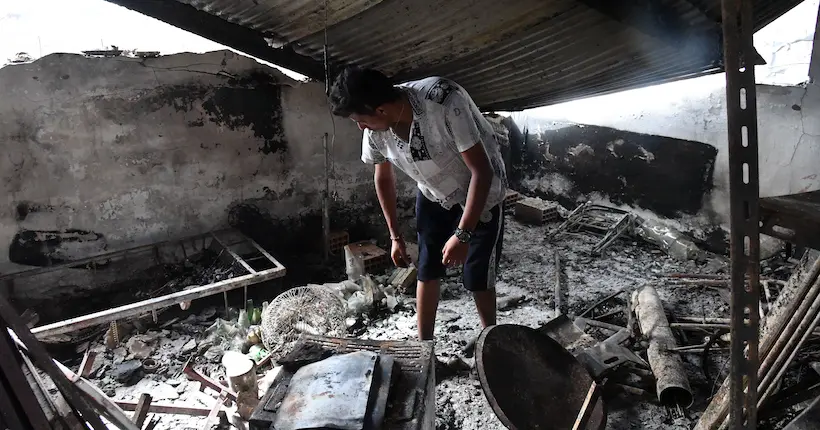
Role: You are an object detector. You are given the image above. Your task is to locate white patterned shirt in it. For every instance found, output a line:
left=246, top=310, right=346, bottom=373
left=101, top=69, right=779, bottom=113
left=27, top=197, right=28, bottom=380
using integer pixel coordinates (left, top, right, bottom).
left=361, top=77, right=508, bottom=220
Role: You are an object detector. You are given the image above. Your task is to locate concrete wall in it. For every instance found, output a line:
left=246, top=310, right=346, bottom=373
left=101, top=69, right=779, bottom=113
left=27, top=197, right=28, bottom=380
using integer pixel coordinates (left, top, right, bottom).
left=0, top=50, right=415, bottom=275
left=511, top=78, right=820, bottom=228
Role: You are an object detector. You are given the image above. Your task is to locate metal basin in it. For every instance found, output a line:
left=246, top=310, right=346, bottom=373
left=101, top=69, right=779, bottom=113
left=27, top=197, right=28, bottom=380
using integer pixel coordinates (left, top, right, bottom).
left=476, top=324, right=606, bottom=430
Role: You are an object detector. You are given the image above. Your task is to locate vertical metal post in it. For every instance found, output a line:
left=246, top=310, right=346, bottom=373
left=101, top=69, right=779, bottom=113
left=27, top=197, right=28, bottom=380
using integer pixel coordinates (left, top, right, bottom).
left=322, top=133, right=331, bottom=261
left=721, top=0, right=761, bottom=428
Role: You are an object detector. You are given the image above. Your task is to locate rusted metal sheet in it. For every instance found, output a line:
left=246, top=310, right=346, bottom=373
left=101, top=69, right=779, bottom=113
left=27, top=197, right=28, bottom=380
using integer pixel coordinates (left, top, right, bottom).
left=108, top=0, right=801, bottom=110
left=273, top=351, right=377, bottom=430
left=475, top=324, right=606, bottom=430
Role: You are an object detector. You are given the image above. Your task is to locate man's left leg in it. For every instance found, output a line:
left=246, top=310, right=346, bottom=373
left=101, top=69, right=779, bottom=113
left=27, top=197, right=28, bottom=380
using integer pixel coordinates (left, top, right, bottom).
left=463, top=203, right=504, bottom=328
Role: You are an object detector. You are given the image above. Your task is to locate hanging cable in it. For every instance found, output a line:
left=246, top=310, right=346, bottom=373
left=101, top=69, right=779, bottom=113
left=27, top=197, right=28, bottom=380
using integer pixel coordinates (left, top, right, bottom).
left=323, top=0, right=339, bottom=201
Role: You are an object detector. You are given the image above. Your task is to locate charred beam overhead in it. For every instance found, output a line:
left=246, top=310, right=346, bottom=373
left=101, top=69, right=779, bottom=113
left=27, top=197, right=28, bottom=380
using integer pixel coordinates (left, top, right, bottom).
left=105, top=0, right=327, bottom=81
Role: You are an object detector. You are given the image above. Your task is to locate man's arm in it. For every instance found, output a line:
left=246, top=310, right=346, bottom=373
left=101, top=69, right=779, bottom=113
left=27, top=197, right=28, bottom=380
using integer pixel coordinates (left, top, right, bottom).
left=374, top=162, right=402, bottom=239
left=458, top=145, right=493, bottom=231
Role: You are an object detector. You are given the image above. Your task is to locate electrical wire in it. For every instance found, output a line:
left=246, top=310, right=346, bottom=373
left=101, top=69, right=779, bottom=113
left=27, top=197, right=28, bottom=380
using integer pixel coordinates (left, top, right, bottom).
left=323, top=0, right=339, bottom=200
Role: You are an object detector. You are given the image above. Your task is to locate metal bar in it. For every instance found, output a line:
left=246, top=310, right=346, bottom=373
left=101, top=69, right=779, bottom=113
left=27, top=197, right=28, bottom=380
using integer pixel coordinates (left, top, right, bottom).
left=202, top=392, right=227, bottom=430
left=671, top=323, right=732, bottom=331
left=30, top=264, right=286, bottom=338
left=132, top=394, right=152, bottom=427
left=722, top=0, right=762, bottom=427
left=572, top=381, right=602, bottom=430
left=182, top=363, right=237, bottom=401
left=0, top=295, right=108, bottom=430
left=245, top=237, right=287, bottom=271
left=210, top=233, right=256, bottom=274
left=115, top=401, right=220, bottom=417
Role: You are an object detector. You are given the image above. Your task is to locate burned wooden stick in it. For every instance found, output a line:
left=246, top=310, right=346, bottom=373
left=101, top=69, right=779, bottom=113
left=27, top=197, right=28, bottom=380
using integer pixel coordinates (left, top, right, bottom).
left=632, top=285, right=693, bottom=408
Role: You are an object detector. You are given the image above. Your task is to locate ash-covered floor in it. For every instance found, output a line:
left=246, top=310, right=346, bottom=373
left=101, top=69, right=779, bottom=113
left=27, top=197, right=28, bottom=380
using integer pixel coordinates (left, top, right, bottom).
left=48, top=213, right=798, bottom=429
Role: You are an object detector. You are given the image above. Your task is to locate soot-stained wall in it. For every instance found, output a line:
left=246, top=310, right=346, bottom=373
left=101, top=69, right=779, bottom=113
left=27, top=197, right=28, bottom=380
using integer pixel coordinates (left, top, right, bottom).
left=512, top=124, right=718, bottom=218
left=0, top=51, right=416, bottom=280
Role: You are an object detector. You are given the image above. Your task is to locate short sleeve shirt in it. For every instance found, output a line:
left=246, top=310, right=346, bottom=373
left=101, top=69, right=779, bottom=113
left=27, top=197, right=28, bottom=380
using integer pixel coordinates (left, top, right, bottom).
left=361, top=77, right=508, bottom=219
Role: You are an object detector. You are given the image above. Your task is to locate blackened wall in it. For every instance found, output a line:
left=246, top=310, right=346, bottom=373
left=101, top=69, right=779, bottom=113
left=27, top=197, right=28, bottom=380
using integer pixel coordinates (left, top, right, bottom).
left=0, top=51, right=417, bottom=291
left=511, top=123, right=718, bottom=218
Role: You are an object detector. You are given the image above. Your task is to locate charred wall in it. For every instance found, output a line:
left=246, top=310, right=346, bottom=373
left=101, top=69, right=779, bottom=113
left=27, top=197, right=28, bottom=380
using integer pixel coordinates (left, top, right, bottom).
left=511, top=123, right=718, bottom=219
left=0, top=51, right=416, bottom=301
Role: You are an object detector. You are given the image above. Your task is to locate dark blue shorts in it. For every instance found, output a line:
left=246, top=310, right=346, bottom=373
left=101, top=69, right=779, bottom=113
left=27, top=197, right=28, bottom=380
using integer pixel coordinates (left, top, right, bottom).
left=415, top=191, right=504, bottom=292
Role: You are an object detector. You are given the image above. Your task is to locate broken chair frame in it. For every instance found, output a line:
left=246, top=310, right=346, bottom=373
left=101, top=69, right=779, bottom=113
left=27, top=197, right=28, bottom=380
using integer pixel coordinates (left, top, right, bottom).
left=1, top=229, right=286, bottom=339
left=548, top=202, right=638, bottom=255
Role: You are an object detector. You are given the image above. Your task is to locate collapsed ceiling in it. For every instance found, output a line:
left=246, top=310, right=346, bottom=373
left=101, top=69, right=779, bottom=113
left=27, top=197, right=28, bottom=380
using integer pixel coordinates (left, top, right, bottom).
left=107, top=0, right=802, bottom=111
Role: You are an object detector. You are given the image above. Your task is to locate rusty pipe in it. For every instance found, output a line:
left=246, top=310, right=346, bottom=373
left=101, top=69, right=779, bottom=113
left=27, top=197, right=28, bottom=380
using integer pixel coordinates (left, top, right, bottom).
left=756, top=266, right=820, bottom=406
left=695, top=254, right=820, bottom=430
left=632, top=285, right=693, bottom=408
left=759, top=273, right=820, bottom=405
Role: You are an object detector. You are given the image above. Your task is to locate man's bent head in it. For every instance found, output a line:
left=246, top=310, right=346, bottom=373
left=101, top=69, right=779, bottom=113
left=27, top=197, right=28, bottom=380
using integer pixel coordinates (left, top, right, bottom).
left=329, top=67, right=404, bottom=131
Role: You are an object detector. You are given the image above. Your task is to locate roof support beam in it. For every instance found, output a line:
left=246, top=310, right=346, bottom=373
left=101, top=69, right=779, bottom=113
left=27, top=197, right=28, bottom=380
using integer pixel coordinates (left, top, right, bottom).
left=106, top=0, right=326, bottom=81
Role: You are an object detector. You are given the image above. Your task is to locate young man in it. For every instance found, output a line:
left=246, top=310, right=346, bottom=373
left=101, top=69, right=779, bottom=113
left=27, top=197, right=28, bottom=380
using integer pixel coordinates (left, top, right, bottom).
left=329, top=67, right=507, bottom=341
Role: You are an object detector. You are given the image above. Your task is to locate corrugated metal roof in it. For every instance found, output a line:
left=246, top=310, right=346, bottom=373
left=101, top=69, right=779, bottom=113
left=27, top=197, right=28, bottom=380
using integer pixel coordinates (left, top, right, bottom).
left=112, top=0, right=804, bottom=111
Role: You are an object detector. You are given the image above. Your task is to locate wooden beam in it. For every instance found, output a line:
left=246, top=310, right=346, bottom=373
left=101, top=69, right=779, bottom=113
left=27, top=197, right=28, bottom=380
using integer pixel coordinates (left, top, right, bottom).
left=132, top=394, right=152, bottom=427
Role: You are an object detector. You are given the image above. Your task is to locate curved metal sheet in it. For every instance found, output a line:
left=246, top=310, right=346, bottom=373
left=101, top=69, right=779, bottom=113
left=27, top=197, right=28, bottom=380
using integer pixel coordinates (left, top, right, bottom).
left=475, top=324, right=606, bottom=430
left=120, top=0, right=803, bottom=110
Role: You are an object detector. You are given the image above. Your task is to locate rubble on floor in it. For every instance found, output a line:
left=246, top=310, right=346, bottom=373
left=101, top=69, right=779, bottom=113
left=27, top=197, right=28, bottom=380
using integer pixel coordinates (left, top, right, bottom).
left=27, top=198, right=812, bottom=430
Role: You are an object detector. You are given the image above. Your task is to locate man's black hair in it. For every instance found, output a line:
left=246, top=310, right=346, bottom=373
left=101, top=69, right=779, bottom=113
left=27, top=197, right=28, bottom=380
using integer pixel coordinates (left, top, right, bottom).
left=329, top=66, right=403, bottom=117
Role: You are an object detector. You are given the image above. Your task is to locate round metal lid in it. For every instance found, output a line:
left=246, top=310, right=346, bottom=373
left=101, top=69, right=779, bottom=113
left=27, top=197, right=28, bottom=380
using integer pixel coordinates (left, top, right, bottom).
left=476, top=324, right=606, bottom=430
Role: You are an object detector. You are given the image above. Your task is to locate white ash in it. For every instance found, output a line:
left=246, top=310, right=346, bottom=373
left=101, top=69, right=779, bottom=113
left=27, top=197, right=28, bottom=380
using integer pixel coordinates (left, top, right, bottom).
left=60, top=213, right=775, bottom=430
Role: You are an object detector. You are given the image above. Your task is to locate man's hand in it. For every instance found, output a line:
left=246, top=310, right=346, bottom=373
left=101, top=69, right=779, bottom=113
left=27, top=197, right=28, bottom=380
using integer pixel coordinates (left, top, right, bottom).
left=391, top=238, right=410, bottom=268
left=442, top=235, right=468, bottom=267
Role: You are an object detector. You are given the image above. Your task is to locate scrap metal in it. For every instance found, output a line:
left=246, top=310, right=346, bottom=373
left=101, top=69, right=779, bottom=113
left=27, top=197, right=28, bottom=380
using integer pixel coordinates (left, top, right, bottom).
left=183, top=361, right=238, bottom=401
left=722, top=0, right=764, bottom=427
left=29, top=231, right=286, bottom=339
left=116, top=401, right=226, bottom=417
left=548, top=202, right=637, bottom=255
left=0, top=294, right=109, bottom=430
left=697, top=256, right=820, bottom=429
left=633, top=286, right=693, bottom=408
left=476, top=324, right=606, bottom=430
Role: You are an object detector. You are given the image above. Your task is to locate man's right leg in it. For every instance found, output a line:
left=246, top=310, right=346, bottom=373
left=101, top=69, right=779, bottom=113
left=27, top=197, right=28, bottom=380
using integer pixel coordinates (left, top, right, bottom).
left=415, top=191, right=459, bottom=341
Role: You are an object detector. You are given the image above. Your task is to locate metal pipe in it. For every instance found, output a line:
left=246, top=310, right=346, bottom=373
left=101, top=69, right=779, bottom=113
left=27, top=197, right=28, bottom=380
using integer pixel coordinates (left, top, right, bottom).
left=632, top=286, right=693, bottom=408
left=756, top=270, right=820, bottom=404
left=696, top=255, right=820, bottom=430
left=759, top=274, right=820, bottom=404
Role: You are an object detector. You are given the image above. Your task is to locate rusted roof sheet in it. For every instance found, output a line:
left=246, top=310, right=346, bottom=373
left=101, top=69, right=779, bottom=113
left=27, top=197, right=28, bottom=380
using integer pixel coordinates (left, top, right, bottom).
left=111, top=0, right=803, bottom=111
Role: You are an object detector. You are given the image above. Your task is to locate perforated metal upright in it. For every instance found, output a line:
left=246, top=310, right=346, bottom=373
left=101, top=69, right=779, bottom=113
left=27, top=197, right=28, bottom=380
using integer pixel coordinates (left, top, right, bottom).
left=721, top=0, right=762, bottom=427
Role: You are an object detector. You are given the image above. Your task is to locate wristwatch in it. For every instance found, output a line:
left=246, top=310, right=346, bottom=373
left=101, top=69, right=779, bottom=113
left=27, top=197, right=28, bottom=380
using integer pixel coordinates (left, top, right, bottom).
left=454, top=227, right=473, bottom=243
